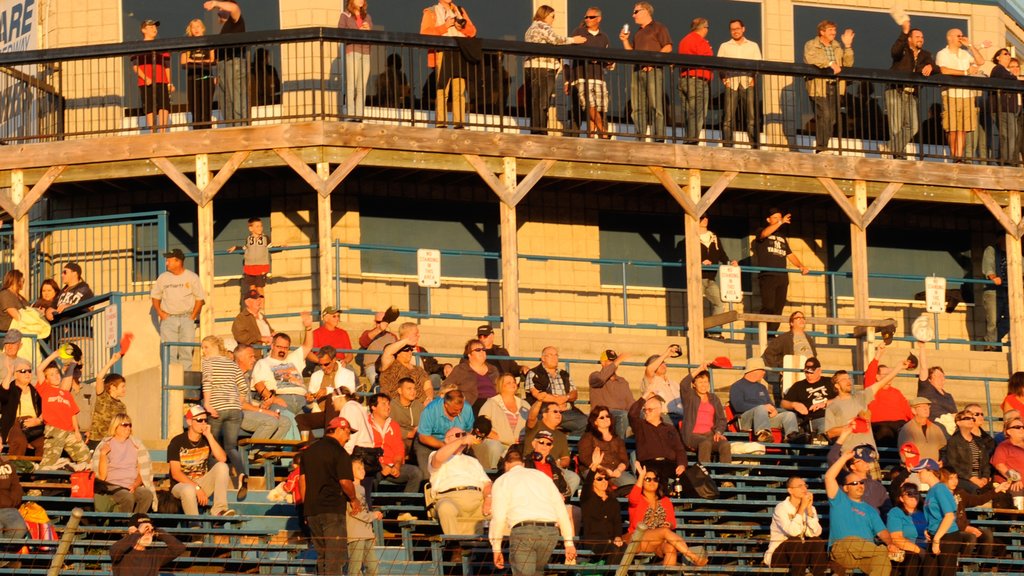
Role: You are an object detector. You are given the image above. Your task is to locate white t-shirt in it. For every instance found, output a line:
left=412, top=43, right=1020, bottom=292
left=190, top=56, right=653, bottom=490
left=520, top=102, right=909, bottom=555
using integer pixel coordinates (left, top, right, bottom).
left=252, top=347, right=307, bottom=397
left=935, top=47, right=981, bottom=99
left=308, top=363, right=357, bottom=396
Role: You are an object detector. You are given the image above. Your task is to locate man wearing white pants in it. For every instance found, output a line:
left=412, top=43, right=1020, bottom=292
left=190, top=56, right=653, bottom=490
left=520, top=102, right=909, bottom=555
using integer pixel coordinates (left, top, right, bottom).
left=168, top=406, right=234, bottom=519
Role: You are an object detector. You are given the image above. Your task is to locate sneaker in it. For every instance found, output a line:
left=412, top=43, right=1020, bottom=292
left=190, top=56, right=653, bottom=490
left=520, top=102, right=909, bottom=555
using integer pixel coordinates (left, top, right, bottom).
left=215, top=508, right=237, bottom=517
left=70, top=461, right=91, bottom=472
left=396, top=512, right=416, bottom=522
left=755, top=429, right=773, bottom=443
left=236, top=475, right=248, bottom=501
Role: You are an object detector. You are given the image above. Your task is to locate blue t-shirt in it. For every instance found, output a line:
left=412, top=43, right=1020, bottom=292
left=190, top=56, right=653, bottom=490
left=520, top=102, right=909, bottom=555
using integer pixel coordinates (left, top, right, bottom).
left=924, top=483, right=959, bottom=535
left=828, top=489, right=886, bottom=548
left=417, top=396, right=475, bottom=442
left=886, top=507, right=927, bottom=546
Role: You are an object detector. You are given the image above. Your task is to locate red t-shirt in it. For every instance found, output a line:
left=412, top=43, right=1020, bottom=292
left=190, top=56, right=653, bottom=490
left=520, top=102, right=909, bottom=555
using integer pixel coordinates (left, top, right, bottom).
left=865, top=359, right=913, bottom=422
left=313, top=326, right=353, bottom=361
left=37, top=384, right=79, bottom=431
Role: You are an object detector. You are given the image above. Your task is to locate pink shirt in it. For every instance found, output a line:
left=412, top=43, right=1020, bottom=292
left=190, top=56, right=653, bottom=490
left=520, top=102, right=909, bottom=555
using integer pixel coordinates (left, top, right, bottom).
left=692, top=401, right=715, bottom=434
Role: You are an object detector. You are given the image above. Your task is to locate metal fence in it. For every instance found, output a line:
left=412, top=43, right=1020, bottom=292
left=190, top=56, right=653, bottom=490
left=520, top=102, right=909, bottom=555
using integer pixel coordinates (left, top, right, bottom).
left=1, top=28, right=1023, bottom=163
left=44, top=293, right=122, bottom=384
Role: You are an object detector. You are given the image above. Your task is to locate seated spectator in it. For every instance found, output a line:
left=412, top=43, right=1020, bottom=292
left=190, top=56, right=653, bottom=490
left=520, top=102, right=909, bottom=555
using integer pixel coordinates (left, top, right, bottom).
left=308, top=345, right=357, bottom=399
left=628, top=392, right=687, bottom=494
left=200, top=335, right=248, bottom=500
left=442, top=339, right=498, bottom=414
left=366, top=392, right=422, bottom=494
left=476, top=373, right=528, bottom=469
left=885, top=483, right=929, bottom=575
left=915, top=459, right=969, bottom=576
left=946, top=465, right=1008, bottom=560
left=588, top=349, right=633, bottom=439
left=680, top=365, right=731, bottom=464
left=89, top=354, right=129, bottom=449
left=428, top=426, right=492, bottom=536
left=525, top=346, right=586, bottom=435
left=0, top=356, right=43, bottom=456
left=304, top=306, right=353, bottom=374
left=729, top=357, right=798, bottom=443
left=825, top=365, right=899, bottom=453
left=945, top=408, right=994, bottom=495
left=781, top=357, right=834, bottom=438
left=415, top=390, right=474, bottom=479
left=168, top=405, right=235, bottom=518
left=824, top=450, right=899, bottom=576
left=476, top=325, right=524, bottom=376
left=390, top=377, right=424, bottom=455
left=234, top=344, right=294, bottom=441
left=641, top=346, right=684, bottom=428
left=765, top=476, right=827, bottom=576
left=357, top=309, right=397, bottom=384
left=990, top=415, right=1024, bottom=493
left=1002, top=371, right=1024, bottom=414
left=995, top=409, right=1020, bottom=444
left=524, top=430, right=571, bottom=500
left=31, top=278, right=59, bottom=322
left=898, top=397, right=947, bottom=463
left=915, top=341, right=957, bottom=424
left=110, top=513, right=185, bottom=576
left=865, top=344, right=914, bottom=448
left=251, top=313, right=315, bottom=416
left=626, top=463, right=708, bottom=567
left=580, top=470, right=625, bottom=565
left=578, top=405, right=635, bottom=488
left=230, top=290, right=273, bottom=351
left=524, top=400, right=580, bottom=495
left=379, top=337, right=433, bottom=405
left=0, top=434, right=27, bottom=555
left=36, top=358, right=91, bottom=471
left=845, top=443, right=892, bottom=515
left=93, top=413, right=155, bottom=514
left=888, top=442, right=924, bottom=504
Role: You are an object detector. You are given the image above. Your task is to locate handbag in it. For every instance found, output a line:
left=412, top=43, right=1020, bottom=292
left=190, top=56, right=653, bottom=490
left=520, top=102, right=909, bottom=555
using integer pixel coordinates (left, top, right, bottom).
left=681, top=463, right=719, bottom=500
left=70, top=471, right=94, bottom=499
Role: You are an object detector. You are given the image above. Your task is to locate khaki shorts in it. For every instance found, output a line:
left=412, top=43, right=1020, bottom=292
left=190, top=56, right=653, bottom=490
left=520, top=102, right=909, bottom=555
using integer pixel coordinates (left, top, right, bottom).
left=942, top=95, right=977, bottom=132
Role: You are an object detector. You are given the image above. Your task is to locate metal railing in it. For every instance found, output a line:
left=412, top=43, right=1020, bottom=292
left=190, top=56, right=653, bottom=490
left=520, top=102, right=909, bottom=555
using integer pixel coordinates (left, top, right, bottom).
left=1, top=27, right=1023, bottom=163
left=45, top=292, right=123, bottom=383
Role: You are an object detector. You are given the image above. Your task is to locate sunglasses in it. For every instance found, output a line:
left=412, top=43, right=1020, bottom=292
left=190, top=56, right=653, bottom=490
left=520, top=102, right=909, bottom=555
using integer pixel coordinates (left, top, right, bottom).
left=643, top=476, right=658, bottom=482
left=594, top=476, right=608, bottom=481
left=120, top=422, right=133, bottom=428
left=193, top=418, right=208, bottom=423
left=320, top=361, right=333, bottom=367
left=1009, top=425, right=1024, bottom=430
left=903, top=493, right=920, bottom=499
left=535, top=440, right=553, bottom=446
left=470, top=348, right=485, bottom=353
left=15, top=369, right=31, bottom=374
left=845, top=480, right=866, bottom=487
left=632, top=9, right=644, bottom=14
left=584, top=15, right=599, bottom=19
left=453, top=431, right=467, bottom=438
left=596, top=414, right=610, bottom=420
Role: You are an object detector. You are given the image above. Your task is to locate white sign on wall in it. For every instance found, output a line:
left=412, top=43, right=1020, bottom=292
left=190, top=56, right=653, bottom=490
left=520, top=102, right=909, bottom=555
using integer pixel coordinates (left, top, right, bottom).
left=417, top=249, right=441, bottom=288
left=105, top=303, right=119, bottom=349
left=719, top=264, right=743, bottom=303
left=925, top=276, right=946, bottom=314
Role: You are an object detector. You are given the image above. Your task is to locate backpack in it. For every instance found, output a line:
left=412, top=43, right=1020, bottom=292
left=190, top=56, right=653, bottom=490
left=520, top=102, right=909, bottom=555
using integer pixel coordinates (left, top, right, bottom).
left=19, top=502, right=57, bottom=553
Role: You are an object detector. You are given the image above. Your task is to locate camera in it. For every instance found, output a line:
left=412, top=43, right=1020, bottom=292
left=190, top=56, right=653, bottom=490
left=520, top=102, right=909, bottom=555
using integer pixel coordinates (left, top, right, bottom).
left=455, top=16, right=467, bottom=27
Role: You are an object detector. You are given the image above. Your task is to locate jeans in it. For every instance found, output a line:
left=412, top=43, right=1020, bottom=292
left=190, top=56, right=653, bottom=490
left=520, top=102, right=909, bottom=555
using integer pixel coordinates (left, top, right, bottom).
left=241, top=408, right=293, bottom=440
left=738, top=405, right=797, bottom=436
left=527, top=67, right=557, bottom=134
left=160, top=314, right=196, bottom=368
left=210, top=409, right=247, bottom=476
left=702, top=278, right=725, bottom=316
left=559, top=408, right=588, bottom=436
left=630, top=66, right=665, bottom=140
left=758, top=273, right=789, bottom=333
left=219, top=56, right=250, bottom=125
left=509, top=524, right=559, bottom=575
left=812, top=83, right=838, bottom=151
left=983, top=288, right=1009, bottom=344
left=996, top=111, right=1020, bottom=165
left=107, top=485, right=155, bottom=514
left=885, top=88, right=919, bottom=158
left=345, top=51, right=371, bottom=118
left=0, top=507, right=27, bottom=539
left=679, top=76, right=709, bottom=143
left=277, top=394, right=308, bottom=416
left=722, top=85, right=758, bottom=147
left=609, top=409, right=630, bottom=439
left=171, top=461, right=230, bottom=515
left=376, top=463, right=423, bottom=494
left=307, top=512, right=348, bottom=576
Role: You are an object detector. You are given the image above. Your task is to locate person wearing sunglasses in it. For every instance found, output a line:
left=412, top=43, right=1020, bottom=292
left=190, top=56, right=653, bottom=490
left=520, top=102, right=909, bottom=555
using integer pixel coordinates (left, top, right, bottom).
left=231, top=290, right=274, bottom=352
left=428, top=426, right=491, bottom=537
left=93, top=413, right=155, bottom=514
left=0, top=355, right=43, bottom=457
left=884, top=483, right=929, bottom=575
left=914, top=459, right=969, bottom=576
left=525, top=430, right=571, bottom=500
left=945, top=408, right=995, bottom=495
left=824, top=449, right=899, bottom=576
left=988, top=48, right=1020, bottom=166
left=443, top=339, right=499, bottom=414
left=628, top=391, right=687, bottom=491
left=625, top=462, right=707, bottom=567
left=580, top=467, right=625, bottom=564
left=991, top=416, right=1024, bottom=494
left=167, top=405, right=235, bottom=519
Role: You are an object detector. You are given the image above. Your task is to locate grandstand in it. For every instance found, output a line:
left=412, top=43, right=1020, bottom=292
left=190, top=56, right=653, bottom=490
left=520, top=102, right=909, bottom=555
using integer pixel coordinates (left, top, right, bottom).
left=1, top=0, right=1024, bottom=573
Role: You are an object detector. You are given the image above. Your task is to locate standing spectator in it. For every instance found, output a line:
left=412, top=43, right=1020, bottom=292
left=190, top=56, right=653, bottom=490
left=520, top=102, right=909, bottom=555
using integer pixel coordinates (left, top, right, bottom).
left=763, top=311, right=818, bottom=404
left=248, top=48, right=281, bottom=107
left=415, top=390, right=474, bottom=479
left=885, top=483, right=929, bottom=576
left=151, top=249, right=205, bottom=370
left=130, top=19, right=174, bottom=133
left=717, top=19, right=762, bottom=147
left=489, top=448, right=576, bottom=573
left=754, top=211, right=809, bottom=334
left=803, top=20, right=855, bottom=153
left=677, top=17, right=712, bottom=144
left=523, top=401, right=580, bottom=495
left=982, top=240, right=1009, bottom=351
left=476, top=373, right=529, bottom=469
left=0, top=355, right=43, bottom=457
left=338, top=0, right=373, bottom=120
left=915, top=341, right=957, bottom=421
left=825, top=367, right=898, bottom=453
left=782, top=357, right=834, bottom=437
left=31, top=279, right=60, bottom=322
left=167, top=406, right=234, bottom=518
left=679, top=367, right=731, bottom=464
left=93, top=413, right=156, bottom=514
left=305, top=307, right=353, bottom=368
left=935, top=28, right=984, bottom=161
left=181, top=19, right=215, bottom=129
left=626, top=463, right=707, bottom=567
left=428, top=426, right=492, bottom=536
left=915, top=459, right=969, bottom=576
left=578, top=405, right=635, bottom=488
left=200, top=335, right=248, bottom=500
left=729, top=357, right=798, bottom=443
left=580, top=469, right=625, bottom=564
left=618, top=2, right=672, bottom=141
left=443, top=339, right=498, bottom=413
left=204, top=0, right=248, bottom=126
left=230, top=290, right=272, bottom=351
left=226, top=217, right=272, bottom=296
left=366, top=392, right=422, bottom=494
left=36, top=359, right=91, bottom=471
left=251, top=313, right=315, bottom=416
left=476, top=325, right=523, bottom=376
left=524, top=5, right=586, bottom=135
left=0, top=434, right=26, bottom=559
left=627, top=392, right=687, bottom=490
left=390, top=377, right=424, bottom=454
left=641, top=345, right=684, bottom=427
left=698, top=216, right=736, bottom=327
left=765, top=476, right=827, bottom=576
left=886, top=18, right=933, bottom=159
left=525, top=346, right=586, bottom=435
left=0, top=270, right=27, bottom=333
left=420, top=0, right=477, bottom=129
left=301, top=416, right=360, bottom=576
left=824, top=450, right=899, bottom=576
left=588, top=349, right=633, bottom=439
left=375, top=53, right=411, bottom=108
left=568, top=8, right=612, bottom=139
left=946, top=408, right=995, bottom=495
left=865, top=344, right=914, bottom=448
left=897, top=397, right=947, bottom=463
left=347, top=459, right=382, bottom=576
left=54, top=262, right=94, bottom=321
left=110, top=513, right=185, bottom=576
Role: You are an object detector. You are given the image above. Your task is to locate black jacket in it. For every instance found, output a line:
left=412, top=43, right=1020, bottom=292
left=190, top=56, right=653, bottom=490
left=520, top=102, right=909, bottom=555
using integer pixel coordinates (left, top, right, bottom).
left=945, top=430, right=995, bottom=483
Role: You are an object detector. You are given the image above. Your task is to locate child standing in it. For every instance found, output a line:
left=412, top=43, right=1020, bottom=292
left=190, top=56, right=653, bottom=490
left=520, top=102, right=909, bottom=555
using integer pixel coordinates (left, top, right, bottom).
left=347, top=459, right=381, bottom=576
left=228, top=217, right=271, bottom=296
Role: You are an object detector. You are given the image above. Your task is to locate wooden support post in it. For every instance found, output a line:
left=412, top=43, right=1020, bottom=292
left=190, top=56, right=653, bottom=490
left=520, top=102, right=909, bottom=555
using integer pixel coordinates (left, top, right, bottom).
left=500, top=157, right=521, bottom=356
left=196, top=154, right=214, bottom=339
left=851, top=180, right=870, bottom=371
left=684, top=169, right=705, bottom=364
left=1008, top=191, right=1024, bottom=371
left=9, top=170, right=28, bottom=278
left=316, top=162, right=335, bottom=310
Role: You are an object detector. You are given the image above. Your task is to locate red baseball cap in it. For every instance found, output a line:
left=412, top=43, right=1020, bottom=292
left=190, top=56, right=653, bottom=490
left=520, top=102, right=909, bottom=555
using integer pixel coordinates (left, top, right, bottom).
left=327, top=417, right=357, bottom=434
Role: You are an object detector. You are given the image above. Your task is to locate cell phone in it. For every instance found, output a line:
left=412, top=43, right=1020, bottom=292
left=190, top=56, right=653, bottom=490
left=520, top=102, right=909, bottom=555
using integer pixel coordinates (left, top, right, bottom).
left=622, top=24, right=629, bottom=35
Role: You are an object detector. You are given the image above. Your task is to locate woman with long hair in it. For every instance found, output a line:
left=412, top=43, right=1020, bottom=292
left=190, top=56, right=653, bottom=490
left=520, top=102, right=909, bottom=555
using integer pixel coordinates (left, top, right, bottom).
left=0, top=270, right=27, bottom=333
left=580, top=469, right=625, bottom=564
left=626, top=463, right=708, bottom=567
left=338, top=0, right=373, bottom=119
left=181, top=19, right=216, bottom=129
left=885, top=483, right=929, bottom=576
left=92, top=413, right=156, bottom=514
left=1002, top=371, right=1024, bottom=414
left=578, top=404, right=635, bottom=488
left=31, top=279, right=60, bottom=322
left=200, top=335, right=248, bottom=500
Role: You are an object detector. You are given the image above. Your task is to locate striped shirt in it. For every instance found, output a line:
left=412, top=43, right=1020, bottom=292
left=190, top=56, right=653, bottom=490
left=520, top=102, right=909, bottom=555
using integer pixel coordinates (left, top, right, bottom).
left=202, top=356, right=245, bottom=412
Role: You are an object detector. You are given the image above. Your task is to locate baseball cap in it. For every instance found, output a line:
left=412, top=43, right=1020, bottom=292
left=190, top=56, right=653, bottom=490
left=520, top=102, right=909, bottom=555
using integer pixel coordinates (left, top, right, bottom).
left=909, top=397, right=932, bottom=407
left=164, top=248, right=185, bottom=261
left=321, top=306, right=339, bottom=316
left=710, top=356, right=733, bottom=369
left=476, top=325, right=494, bottom=337
left=130, top=512, right=152, bottom=528
left=851, top=444, right=877, bottom=463
left=600, top=349, right=617, bottom=363
left=2, top=329, right=22, bottom=345
left=804, top=357, right=821, bottom=372
left=140, top=19, right=160, bottom=28
left=901, top=442, right=922, bottom=467
left=326, top=417, right=357, bottom=433
left=64, top=262, right=83, bottom=276
left=905, top=353, right=919, bottom=370
left=186, top=405, right=208, bottom=420
left=534, top=430, right=554, bottom=441
left=910, top=458, right=940, bottom=472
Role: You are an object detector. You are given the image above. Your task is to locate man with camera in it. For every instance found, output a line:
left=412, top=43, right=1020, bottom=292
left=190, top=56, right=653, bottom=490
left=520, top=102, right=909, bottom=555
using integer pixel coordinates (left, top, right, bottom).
left=110, top=513, right=185, bottom=576
left=428, top=426, right=492, bottom=536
